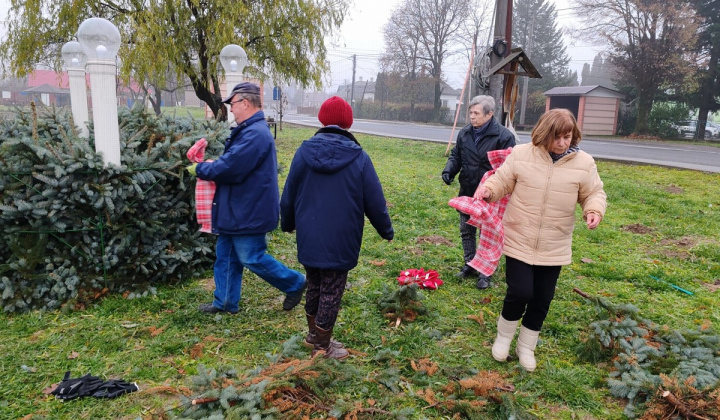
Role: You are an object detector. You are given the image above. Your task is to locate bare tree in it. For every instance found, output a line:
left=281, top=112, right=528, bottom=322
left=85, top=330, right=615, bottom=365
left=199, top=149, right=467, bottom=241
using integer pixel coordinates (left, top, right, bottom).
left=573, top=0, right=700, bottom=134
left=381, top=0, right=470, bottom=120
left=381, top=11, right=424, bottom=115
left=460, top=0, right=493, bottom=119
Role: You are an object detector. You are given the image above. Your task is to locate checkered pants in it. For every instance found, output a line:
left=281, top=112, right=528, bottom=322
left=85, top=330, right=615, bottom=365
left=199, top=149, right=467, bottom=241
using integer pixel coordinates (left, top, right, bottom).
left=459, top=212, right=479, bottom=263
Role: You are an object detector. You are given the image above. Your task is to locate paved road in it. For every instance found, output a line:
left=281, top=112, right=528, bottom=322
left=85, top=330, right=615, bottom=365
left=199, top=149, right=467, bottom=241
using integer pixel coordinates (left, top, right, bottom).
left=282, top=113, right=720, bottom=174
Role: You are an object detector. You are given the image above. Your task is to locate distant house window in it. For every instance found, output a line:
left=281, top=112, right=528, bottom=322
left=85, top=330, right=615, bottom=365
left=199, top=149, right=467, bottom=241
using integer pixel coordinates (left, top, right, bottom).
left=1, top=91, right=10, bottom=99
left=442, top=99, right=448, bottom=107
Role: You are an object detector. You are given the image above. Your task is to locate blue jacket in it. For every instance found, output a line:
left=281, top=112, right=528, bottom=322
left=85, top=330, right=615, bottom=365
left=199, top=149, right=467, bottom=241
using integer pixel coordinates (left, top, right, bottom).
left=196, top=111, right=279, bottom=235
left=280, top=127, right=394, bottom=270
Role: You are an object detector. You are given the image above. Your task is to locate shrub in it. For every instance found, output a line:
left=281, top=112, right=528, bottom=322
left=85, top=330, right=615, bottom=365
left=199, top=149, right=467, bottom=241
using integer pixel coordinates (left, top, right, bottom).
left=648, top=102, right=691, bottom=138
left=355, top=101, right=450, bottom=124
left=0, top=105, right=225, bottom=312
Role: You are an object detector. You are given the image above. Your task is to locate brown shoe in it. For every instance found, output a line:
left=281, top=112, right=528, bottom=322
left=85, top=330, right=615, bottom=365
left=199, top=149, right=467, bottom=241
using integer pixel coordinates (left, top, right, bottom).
left=304, top=313, right=345, bottom=349
left=312, top=325, right=349, bottom=360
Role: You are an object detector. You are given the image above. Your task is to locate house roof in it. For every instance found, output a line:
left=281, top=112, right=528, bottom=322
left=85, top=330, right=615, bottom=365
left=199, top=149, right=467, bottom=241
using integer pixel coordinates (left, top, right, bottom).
left=22, top=84, right=70, bottom=94
left=440, top=83, right=462, bottom=97
left=28, top=70, right=70, bottom=89
left=544, top=85, right=625, bottom=98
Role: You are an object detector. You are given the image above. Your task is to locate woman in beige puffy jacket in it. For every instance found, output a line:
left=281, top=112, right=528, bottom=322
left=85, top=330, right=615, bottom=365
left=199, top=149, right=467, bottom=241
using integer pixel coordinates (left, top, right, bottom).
left=474, top=108, right=606, bottom=372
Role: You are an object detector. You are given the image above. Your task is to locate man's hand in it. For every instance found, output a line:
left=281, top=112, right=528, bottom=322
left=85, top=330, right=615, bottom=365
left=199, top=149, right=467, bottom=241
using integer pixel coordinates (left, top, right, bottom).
left=441, top=172, right=453, bottom=185
left=186, top=163, right=198, bottom=176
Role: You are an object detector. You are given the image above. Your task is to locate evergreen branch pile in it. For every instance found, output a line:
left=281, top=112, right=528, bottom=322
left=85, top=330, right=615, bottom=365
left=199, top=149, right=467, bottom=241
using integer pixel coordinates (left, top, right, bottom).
left=574, top=288, right=720, bottom=418
left=377, top=283, right=428, bottom=326
left=0, top=105, right=226, bottom=312
left=174, top=339, right=534, bottom=419
left=172, top=339, right=366, bottom=419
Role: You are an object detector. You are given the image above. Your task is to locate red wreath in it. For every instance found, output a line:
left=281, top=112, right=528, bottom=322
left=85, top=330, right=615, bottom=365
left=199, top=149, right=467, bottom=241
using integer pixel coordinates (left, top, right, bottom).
left=397, top=268, right=444, bottom=290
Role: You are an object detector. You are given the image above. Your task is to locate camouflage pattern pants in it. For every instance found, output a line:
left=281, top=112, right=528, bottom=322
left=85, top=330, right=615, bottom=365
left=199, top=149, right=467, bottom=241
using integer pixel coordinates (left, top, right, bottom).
left=303, top=266, right=349, bottom=330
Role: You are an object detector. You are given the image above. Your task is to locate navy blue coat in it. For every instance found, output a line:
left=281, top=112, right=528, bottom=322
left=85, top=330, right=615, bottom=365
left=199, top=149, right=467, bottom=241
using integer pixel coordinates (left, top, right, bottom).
left=196, top=111, right=279, bottom=235
left=280, top=127, right=394, bottom=270
left=442, top=117, right=516, bottom=197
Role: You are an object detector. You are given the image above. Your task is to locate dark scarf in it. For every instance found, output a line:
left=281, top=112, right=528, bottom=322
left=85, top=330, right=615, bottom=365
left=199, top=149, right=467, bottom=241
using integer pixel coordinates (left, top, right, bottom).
left=472, top=119, right=492, bottom=146
left=549, top=145, right=579, bottom=163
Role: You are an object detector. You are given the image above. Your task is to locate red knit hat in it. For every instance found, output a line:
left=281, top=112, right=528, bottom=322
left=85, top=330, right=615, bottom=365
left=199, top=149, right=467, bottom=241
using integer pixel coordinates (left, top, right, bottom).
left=318, top=96, right=353, bottom=129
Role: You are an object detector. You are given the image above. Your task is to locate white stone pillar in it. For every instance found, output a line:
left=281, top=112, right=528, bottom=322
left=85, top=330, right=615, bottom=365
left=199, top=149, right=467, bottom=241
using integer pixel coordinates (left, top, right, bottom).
left=67, top=68, right=89, bottom=138
left=62, top=41, right=90, bottom=138
left=77, top=17, right=122, bottom=167
left=86, top=61, right=121, bottom=166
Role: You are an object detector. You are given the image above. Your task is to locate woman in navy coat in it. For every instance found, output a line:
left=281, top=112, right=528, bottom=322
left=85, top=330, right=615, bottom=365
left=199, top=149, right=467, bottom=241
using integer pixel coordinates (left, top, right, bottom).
left=281, top=96, right=394, bottom=359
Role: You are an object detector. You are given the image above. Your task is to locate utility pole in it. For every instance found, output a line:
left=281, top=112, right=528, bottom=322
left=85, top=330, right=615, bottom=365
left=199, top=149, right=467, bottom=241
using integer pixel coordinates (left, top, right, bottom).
left=350, top=54, right=356, bottom=111
left=489, top=0, right=513, bottom=122
left=519, top=14, right=535, bottom=126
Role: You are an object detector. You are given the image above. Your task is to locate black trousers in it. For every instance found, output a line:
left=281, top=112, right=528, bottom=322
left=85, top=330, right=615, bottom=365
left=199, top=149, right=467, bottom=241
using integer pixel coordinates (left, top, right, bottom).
left=303, top=266, right=349, bottom=330
left=501, top=256, right=562, bottom=331
left=459, top=212, right=478, bottom=263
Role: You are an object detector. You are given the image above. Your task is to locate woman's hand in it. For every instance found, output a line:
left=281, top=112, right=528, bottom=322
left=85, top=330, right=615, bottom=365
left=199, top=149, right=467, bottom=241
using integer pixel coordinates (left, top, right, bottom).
left=585, top=213, right=601, bottom=229
left=473, top=185, right=491, bottom=201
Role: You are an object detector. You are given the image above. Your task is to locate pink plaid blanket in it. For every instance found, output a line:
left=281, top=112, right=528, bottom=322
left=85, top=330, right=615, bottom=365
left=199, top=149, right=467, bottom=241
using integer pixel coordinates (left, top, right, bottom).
left=448, top=147, right=512, bottom=276
left=187, top=138, right=216, bottom=234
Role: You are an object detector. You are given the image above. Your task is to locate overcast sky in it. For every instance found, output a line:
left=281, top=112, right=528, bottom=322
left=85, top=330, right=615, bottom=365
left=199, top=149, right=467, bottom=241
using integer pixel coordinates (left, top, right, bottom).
left=0, top=0, right=603, bottom=92
left=325, top=0, right=604, bottom=93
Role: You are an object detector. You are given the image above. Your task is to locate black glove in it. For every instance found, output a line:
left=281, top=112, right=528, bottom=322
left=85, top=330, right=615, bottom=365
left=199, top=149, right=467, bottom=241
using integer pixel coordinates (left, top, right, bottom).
left=91, top=379, right=140, bottom=398
left=441, top=172, right=453, bottom=185
left=50, top=372, right=104, bottom=400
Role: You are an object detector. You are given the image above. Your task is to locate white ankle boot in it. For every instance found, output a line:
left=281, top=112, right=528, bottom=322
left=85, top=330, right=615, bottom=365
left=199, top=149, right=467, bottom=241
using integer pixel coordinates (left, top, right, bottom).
left=491, top=316, right=519, bottom=361
left=516, top=326, right=540, bottom=372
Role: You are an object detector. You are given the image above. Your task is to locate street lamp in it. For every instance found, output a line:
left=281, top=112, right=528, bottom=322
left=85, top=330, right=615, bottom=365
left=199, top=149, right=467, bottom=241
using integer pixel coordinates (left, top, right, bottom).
left=219, top=44, right=247, bottom=112
left=61, top=40, right=89, bottom=138
left=77, top=17, right=122, bottom=166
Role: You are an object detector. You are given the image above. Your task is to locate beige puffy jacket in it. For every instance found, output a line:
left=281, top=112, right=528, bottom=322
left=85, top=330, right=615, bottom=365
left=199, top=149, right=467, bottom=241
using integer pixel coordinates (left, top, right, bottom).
left=483, top=143, right=606, bottom=266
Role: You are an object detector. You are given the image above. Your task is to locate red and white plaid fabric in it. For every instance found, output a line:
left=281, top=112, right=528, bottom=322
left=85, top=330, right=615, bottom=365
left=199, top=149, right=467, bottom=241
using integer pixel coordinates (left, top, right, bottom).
left=448, top=147, right=512, bottom=276
left=187, top=138, right=216, bottom=234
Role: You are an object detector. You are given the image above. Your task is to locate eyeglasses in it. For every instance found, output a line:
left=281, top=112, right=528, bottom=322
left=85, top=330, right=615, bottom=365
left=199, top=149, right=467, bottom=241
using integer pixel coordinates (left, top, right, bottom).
left=229, top=98, right=246, bottom=106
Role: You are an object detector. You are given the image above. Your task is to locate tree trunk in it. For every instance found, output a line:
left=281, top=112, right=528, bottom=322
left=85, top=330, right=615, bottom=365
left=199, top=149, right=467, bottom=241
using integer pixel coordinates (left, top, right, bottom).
left=634, top=80, right=656, bottom=135
left=434, top=78, right=442, bottom=121
left=188, top=73, right=227, bottom=122
left=151, top=87, right=162, bottom=116
left=696, top=38, right=720, bottom=141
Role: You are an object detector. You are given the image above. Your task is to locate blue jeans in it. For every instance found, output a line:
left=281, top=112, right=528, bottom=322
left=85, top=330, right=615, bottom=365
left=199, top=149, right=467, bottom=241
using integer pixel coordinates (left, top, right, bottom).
left=212, top=233, right=305, bottom=313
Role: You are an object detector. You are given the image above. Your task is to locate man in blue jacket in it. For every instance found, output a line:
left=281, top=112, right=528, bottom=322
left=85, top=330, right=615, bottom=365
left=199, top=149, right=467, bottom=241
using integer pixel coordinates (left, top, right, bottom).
left=280, top=96, right=394, bottom=359
left=442, top=95, right=515, bottom=290
left=187, top=82, right=306, bottom=314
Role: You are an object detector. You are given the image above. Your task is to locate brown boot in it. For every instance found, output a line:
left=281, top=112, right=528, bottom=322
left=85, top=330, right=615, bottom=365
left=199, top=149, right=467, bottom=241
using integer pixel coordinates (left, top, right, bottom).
left=312, top=325, right=349, bottom=360
left=304, top=313, right=344, bottom=349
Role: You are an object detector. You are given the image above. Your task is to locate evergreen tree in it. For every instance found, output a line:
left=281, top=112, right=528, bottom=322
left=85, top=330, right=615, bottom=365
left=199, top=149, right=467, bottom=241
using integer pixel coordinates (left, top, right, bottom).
left=0, top=106, right=220, bottom=312
left=581, top=63, right=591, bottom=86
left=513, top=0, right=574, bottom=124
left=582, top=54, right=617, bottom=89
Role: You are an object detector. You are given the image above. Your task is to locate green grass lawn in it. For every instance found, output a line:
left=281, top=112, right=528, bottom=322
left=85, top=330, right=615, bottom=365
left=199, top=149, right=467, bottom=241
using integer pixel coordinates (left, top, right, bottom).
left=2, top=126, right=719, bottom=419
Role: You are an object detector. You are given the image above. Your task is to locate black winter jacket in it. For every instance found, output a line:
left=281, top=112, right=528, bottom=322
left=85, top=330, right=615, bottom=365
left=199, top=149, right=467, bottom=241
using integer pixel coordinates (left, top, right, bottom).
left=442, top=117, right=516, bottom=197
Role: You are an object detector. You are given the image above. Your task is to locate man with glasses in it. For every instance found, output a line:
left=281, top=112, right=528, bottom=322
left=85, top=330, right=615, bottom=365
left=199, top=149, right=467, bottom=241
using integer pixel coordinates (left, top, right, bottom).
left=186, top=82, right=306, bottom=314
